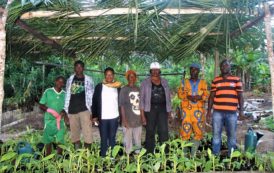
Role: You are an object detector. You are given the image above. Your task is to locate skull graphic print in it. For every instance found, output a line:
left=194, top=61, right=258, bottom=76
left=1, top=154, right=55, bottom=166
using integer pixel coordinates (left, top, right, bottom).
left=129, top=91, right=140, bottom=115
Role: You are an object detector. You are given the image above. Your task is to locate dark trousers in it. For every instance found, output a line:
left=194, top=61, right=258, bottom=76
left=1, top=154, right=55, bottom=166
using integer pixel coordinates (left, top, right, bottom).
left=99, top=117, right=118, bottom=156
left=145, top=105, right=169, bottom=153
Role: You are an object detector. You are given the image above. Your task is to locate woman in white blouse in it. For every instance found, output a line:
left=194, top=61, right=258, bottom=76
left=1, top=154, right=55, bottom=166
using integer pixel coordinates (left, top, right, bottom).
left=92, top=67, right=122, bottom=156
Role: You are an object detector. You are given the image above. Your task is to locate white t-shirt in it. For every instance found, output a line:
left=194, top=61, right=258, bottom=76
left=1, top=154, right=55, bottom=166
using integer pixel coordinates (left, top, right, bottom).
left=101, top=84, right=119, bottom=119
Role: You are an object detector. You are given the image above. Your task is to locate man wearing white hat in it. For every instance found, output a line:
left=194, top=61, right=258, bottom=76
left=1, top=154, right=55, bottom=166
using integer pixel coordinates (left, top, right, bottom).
left=140, top=62, right=172, bottom=153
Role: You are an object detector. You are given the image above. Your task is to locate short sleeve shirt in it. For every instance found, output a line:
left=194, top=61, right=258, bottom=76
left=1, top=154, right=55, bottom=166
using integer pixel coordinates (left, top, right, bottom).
left=210, top=75, right=243, bottom=112
left=68, top=76, right=87, bottom=114
left=39, top=88, right=66, bottom=121
left=119, top=86, right=142, bottom=127
left=151, top=83, right=166, bottom=106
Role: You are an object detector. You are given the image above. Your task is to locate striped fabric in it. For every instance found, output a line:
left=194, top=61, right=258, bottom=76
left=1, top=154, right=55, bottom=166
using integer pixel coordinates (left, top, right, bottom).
left=210, top=76, right=243, bottom=111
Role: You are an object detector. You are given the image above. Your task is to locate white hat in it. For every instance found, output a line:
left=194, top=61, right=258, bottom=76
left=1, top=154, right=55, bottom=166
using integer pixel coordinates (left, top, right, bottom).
left=150, top=62, right=161, bottom=69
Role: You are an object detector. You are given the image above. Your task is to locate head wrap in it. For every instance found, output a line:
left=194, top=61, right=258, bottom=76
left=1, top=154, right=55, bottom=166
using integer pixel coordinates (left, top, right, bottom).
left=125, top=70, right=137, bottom=78
left=125, top=70, right=137, bottom=82
left=190, top=63, right=201, bottom=70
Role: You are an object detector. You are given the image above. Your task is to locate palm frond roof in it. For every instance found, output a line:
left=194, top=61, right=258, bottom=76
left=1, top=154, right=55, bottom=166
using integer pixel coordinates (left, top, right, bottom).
left=7, top=0, right=268, bottom=62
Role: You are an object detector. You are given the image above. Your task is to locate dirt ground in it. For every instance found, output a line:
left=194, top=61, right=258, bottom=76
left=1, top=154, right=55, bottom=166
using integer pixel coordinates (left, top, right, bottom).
left=240, top=92, right=274, bottom=153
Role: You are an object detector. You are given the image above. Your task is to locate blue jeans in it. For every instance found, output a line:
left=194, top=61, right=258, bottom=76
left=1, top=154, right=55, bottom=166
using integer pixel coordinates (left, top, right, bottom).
left=212, top=110, right=237, bottom=155
left=99, top=118, right=118, bottom=156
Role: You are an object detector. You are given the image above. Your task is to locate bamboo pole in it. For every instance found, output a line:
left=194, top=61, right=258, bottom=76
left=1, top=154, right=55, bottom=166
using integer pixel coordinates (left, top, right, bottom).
left=20, top=8, right=225, bottom=19
left=263, top=3, right=274, bottom=118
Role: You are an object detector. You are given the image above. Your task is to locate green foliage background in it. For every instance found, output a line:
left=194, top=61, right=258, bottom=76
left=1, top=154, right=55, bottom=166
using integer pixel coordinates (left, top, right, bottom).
left=4, top=46, right=270, bottom=111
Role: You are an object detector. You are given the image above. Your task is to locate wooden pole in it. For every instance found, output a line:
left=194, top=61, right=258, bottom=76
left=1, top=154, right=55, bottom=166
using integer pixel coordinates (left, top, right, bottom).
left=20, top=8, right=225, bottom=19
left=33, top=61, right=184, bottom=76
left=42, top=64, right=45, bottom=92
left=200, top=53, right=206, bottom=79
left=264, top=3, right=274, bottom=118
left=214, top=49, right=220, bottom=77
left=15, top=19, right=76, bottom=57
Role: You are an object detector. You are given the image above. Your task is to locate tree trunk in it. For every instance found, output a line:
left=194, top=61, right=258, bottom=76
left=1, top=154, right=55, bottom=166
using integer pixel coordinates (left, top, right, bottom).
left=0, top=22, right=6, bottom=134
left=200, top=53, right=206, bottom=79
left=246, top=71, right=251, bottom=91
left=0, top=0, right=13, bottom=134
left=264, top=3, right=274, bottom=118
left=242, top=69, right=245, bottom=90
left=214, top=49, right=219, bottom=77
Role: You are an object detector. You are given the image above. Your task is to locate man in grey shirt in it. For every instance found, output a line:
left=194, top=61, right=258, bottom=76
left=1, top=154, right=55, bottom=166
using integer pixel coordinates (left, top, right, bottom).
left=140, top=62, right=172, bottom=153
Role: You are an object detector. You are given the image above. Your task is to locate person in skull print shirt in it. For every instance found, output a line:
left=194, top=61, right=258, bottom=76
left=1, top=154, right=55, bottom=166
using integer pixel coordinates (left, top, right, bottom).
left=119, top=70, right=142, bottom=154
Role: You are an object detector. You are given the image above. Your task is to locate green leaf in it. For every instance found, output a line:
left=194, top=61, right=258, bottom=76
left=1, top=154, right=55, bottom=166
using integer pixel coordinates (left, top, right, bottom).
left=222, top=158, right=230, bottom=163
left=153, top=161, right=161, bottom=172
left=231, top=151, right=242, bottom=158
left=204, top=161, right=213, bottom=172
left=0, top=152, right=17, bottom=162
left=14, top=154, right=24, bottom=170
left=259, top=164, right=264, bottom=171
left=185, top=161, right=192, bottom=169
left=138, top=148, right=147, bottom=157
left=125, top=163, right=137, bottom=172
left=112, top=145, right=122, bottom=158
left=58, top=144, right=70, bottom=151
left=271, top=157, right=274, bottom=170
left=207, top=148, right=212, bottom=158
left=182, top=142, right=193, bottom=148
left=160, top=143, right=166, bottom=154
left=0, top=165, right=8, bottom=172
left=41, top=153, right=55, bottom=161
left=155, top=153, right=161, bottom=158
left=245, top=151, right=254, bottom=160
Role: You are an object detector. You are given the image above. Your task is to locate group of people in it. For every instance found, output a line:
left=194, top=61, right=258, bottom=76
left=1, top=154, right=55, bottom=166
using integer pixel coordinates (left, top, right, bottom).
left=39, top=59, right=245, bottom=157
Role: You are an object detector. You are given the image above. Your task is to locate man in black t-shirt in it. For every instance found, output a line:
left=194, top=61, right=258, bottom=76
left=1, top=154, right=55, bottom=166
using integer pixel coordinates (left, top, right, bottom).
left=62, top=60, right=94, bottom=149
